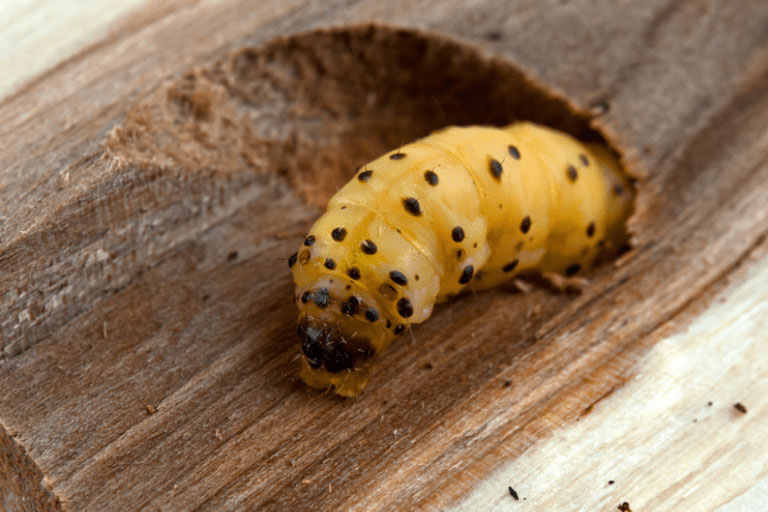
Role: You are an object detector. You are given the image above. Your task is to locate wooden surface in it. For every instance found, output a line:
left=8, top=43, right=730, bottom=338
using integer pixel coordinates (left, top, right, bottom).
left=2, top=1, right=768, bottom=511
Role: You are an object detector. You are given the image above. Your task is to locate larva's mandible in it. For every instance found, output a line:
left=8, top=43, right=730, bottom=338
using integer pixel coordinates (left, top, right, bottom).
left=289, top=121, right=633, bottom=396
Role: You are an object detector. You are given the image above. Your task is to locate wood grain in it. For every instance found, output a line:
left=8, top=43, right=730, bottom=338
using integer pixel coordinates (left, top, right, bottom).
left=2, top=1, right=768, bottom=511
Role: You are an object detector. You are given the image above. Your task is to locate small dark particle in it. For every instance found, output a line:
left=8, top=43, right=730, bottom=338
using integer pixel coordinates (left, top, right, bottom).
left=324, top=258, right=336, bottom=270
left=347, top=267, right=361, bottom=280
left=587, top=221, right=596, bottom=238
left=503, top=259, right=519, bottom=273
left=365, top=308, right=379, bottom=322
left=579, top=153, right=590, bottom=166
left=617, top=502, right=632, bottom=512
left=504, top=380, right=512, bottom=387
left=613, top=183, right=624, bottom=196
left=457, top=249, right=464, bottom=260
left=378, top=283, right=398, bottom=300
left=389, top=151, right=406, bottom=160
left=361, top=239, right=378, bottom=255
left=288, top=252, right=297, bottom=267
left=358, top=169, right=373, bottom=182
left=452, top=226, right=465, bottom=243
left=299, top=250, right=310, bottom=265
left=331, top=227, right=347, bottom=241
left=707, top=401, right=713, bottom=406
left=345, top=284, right=351, bottom=290
left=397, top=297, right=414, bottom=318
left=386, top=320, right=391, bottom=328
left=423, top=362, right=434, bottom=370
left=313, top=288, right=330, bottom=308
left=341, top=296, right=360, bottom=316
left=459, top=265, right=474, bottom=284
left=608, top=480, right=615, bottom=485
left=389, top=270, right=408, bottom=286
left=508, top=145, right=521, bottom=159
left=394, top=324, right=406, bottom=335
left=734, top=402, right=748, bottom=414
left=301, top=291, right=312, bottom=304
left=565, top=263, right=581, bottom=276
left=473, top=242, right=478, bottom=248
left=520, top=216, right=531, bottom=234
left=145, top=404, right=156, bottom=415
left=591, top=99, right=610, bottom=115
left=508, top=486, right=519, bottom=500
left=227, top=251, right=238, bottom=262
left=424, top=170, right=439, bottom=185
left=341, top=206, right=347, bottom=210
left=415, top=274, right=420, bottom=281
left=489, top=158, right=503, bottom=179
left=617, top=243, right=631, bottom=257
left=403, top=197, right=422, bottom=216
left=304, top=235, right=315, bottom=246
left=566, top=165, right=578, bottom=182
left=485, top=30, right=503, bottom=41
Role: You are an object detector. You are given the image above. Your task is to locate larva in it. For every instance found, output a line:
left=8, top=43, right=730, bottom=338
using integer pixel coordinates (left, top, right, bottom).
left=289, top=121, right=634, bottom=396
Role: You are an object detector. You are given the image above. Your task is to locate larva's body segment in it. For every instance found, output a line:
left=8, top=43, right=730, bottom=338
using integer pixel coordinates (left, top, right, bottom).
left=291, top=121, right=634, bottom=396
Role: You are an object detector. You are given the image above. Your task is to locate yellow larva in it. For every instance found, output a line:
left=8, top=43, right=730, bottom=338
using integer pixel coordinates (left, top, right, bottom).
left=289, top=121, right=634, bottom=396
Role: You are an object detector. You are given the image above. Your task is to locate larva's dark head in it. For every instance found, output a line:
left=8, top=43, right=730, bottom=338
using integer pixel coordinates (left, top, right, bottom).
left=296, top=315, right=380, bottom=396
left=298, top=317, right=374, bottom=372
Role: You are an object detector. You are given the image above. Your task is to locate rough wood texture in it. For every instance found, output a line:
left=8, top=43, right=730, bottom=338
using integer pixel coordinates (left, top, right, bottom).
left=2, top=1, right=768, bottom=511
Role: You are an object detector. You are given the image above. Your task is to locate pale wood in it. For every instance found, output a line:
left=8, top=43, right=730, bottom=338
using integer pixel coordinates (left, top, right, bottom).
left=2, top=1, right=768, bottom=511
left=453, top=246, right=768, bottom=511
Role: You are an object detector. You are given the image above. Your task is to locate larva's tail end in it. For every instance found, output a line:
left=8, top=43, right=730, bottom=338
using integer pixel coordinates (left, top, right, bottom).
left=299, top=358, right=370, bottom=397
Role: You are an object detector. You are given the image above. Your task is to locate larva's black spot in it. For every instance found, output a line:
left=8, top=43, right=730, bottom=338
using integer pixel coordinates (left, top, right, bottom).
left=304, top=235, right=316, bottom=246
left=341, top=296, right=360, bottom=316
left=394, top=324, right=406, bottom=335
left=313, top=288, right=330, bottom=308
left=424, top=170, right=439, bottom=185
left=361, top=239, right=378, bottom=255
left=397, top=297, right=414, bottom=318
left=565, top=264, right=581, bottom=276
left=389, top=270, right=408, bottom=286
left=520, top=216, right=531, bottom=234
left=457, top=249, right=464, bottom=260
left=403, top=197, right=422, bottom=216
left=347, top=267, right=361, bottom=280
left=503, top=259, right=519, bottom=273
left=459, top=265, right=474, bottom=284
left=451, top=226, right=465, bottom=243
left=489, top=158, right=503, bottom=180
left=586, top=222, right=596, bottom=238
left=301, top=291, right=312, bottom=303
left=331, top=227, right=347, bottom=241
left=365, top=308, right=380, bottom=322
left=324, top=258, right=336, bottom=270
left=389, top=151, right=406, bottom=160
left=378, top=283, right=398, bottom=300
left=613, top=183, right=625, bottom=196
left=358, top=169, right=373, bottom=182
left=288, top=252, right=297, bottom=267
left=579, top=154, right=589, bottom=166
left=566, top=165, right=578, bottom=182
left=508, top=145, right=521, bottom=159
left=299, top=250, right=310, bottom=265
left=386, top=320, right=392, bottom=328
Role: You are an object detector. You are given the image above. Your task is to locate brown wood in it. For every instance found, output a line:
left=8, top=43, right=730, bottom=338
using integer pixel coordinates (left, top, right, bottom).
left=2, top=1, right=768, bottom=510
